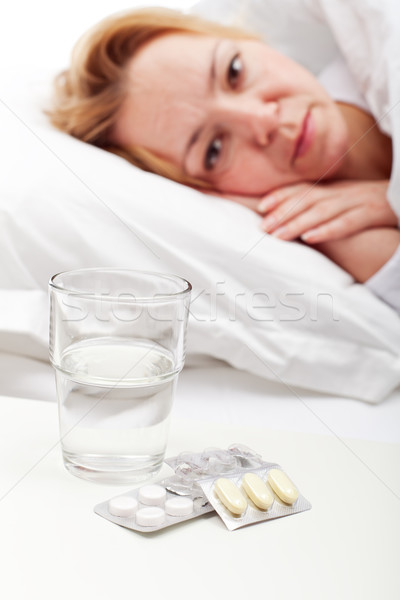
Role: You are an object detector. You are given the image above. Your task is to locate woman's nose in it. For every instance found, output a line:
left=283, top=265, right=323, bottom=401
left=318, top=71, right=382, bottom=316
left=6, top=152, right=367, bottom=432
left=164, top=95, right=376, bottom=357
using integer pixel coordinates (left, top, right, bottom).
left=214, top=97, right=279, bottom=145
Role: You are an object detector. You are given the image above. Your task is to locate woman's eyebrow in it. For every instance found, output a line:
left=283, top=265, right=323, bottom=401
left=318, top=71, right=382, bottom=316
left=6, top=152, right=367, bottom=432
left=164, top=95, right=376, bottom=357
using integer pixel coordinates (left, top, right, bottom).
left=183, top=40, right=221, bottom=165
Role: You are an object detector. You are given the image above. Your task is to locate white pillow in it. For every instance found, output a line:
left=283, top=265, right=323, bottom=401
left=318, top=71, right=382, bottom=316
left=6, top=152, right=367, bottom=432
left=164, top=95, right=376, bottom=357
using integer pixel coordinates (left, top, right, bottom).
left=1, top=69, right=400, bottom=403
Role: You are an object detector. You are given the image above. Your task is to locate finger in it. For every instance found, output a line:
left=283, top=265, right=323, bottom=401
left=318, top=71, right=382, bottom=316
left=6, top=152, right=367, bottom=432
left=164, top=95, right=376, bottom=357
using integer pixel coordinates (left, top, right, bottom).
left=269, top=199, right=353, bottom=240
left=300, top=197, right=399, bottom=243
left=261, top=198, right=309, bottom=232
left=257, top=183, right=315, bottom=213
left=261, top=190, right=340, bottom=233
left=300, top=208, right=374, bottom=243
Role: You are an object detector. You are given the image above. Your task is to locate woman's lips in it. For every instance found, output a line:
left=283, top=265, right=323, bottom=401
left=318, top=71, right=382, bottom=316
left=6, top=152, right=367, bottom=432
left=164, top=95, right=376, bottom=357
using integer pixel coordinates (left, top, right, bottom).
left=293, top=111, right=315, bottom=162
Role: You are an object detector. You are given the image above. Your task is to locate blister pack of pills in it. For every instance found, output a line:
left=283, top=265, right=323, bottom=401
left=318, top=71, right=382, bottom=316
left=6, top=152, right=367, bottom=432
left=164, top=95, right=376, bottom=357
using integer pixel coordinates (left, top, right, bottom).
left=94, top=445, right=311, bottom=532
left=165, top=443, right=269, bottom=475
left=94, top=481, right=213, bottom=533
left=199, top=465, right=312, bottom=531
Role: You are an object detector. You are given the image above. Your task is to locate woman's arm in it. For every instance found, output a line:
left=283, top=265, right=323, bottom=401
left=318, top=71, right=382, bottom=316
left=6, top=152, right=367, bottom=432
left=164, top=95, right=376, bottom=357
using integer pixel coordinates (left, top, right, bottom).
left=256, top=180, right=399, bottom=243
left=210, top=180, right=399, bottom=244
left=208, top=189, right=400, bottom=289
left=313, top=227, right=400, bottom=283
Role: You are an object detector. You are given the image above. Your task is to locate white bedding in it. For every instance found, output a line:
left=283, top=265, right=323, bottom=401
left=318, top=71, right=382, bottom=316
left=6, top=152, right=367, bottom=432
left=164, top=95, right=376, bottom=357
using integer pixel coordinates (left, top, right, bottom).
left=0, top=0, right=399, bottom=403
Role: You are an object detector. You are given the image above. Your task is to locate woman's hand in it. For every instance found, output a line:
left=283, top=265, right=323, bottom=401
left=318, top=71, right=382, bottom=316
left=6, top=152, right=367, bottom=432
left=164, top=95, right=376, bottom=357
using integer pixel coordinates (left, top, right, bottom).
left=256, top=180, right=398, bottom=243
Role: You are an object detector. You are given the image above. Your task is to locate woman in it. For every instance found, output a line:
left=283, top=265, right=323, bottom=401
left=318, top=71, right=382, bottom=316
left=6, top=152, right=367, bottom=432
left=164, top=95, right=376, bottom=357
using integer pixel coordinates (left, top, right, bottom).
left=50, top=8, right=400, bottom=308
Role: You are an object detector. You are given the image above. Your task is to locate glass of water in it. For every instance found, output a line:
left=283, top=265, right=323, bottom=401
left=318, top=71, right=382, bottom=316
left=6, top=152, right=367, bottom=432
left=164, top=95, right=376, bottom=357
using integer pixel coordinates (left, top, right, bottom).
left=49, top=268, right=191, bottom=484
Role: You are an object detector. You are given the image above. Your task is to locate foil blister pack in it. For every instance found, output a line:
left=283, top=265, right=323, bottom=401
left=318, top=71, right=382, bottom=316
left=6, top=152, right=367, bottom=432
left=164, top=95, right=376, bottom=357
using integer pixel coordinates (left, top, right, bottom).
left=200, top=465, right=312, bottom=531
left=94, top=444, right=311, bottom=532
left=94, top=483, right=212, bottom=533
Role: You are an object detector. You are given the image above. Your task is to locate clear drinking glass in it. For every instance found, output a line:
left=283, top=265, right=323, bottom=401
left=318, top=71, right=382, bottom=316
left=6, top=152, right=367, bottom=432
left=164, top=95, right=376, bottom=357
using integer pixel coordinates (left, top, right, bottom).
left=49, top=268, right=191, bottom=484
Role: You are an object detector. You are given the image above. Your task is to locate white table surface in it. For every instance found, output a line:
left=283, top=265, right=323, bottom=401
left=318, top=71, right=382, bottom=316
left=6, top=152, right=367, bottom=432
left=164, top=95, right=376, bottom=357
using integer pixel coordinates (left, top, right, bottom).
left=0, top=391, right=399, bottom=600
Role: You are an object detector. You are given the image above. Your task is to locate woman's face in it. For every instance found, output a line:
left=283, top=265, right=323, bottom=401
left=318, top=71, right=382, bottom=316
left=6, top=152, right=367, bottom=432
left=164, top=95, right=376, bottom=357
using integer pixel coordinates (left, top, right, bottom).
left=111, top=33, right=349, bottom=195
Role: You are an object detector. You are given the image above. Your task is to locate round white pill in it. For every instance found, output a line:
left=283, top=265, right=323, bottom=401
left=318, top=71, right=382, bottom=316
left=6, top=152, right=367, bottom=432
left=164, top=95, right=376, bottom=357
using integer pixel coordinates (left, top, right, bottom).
left=138, top=484, right=166, bottom=506
left=165, top=497, right=194, bottom=517
left=108, top=496, right=138, bottom=518
left=136, top=506, right=165, bottom=527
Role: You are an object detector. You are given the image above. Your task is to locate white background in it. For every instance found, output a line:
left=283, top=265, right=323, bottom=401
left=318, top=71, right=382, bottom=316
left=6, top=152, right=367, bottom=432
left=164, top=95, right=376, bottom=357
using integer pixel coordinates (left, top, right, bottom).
left=0, top=1, right=195, bottom=71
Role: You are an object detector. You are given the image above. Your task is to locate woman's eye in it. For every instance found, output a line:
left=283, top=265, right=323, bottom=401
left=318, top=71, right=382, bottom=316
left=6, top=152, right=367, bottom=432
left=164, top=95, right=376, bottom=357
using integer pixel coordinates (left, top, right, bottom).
left=204, top=137, right=223, bottom=171
left=227, top=53, right=242, bottom=88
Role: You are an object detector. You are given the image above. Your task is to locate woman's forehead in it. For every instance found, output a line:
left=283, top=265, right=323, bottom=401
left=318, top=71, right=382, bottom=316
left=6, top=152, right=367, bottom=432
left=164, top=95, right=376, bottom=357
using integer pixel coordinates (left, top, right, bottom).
left=114, top=33, right=219, bottom=160
left=127, top=33, right=218, bottom=95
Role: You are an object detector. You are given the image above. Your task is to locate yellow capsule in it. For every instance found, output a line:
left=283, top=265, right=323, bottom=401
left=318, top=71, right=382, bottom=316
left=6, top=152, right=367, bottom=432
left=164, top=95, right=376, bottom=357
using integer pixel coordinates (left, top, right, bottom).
left=214, top=478, right=247, bottom=515
left=267, top=468, right=299, bottom=505
left=242, top=472, right=274, bottom=510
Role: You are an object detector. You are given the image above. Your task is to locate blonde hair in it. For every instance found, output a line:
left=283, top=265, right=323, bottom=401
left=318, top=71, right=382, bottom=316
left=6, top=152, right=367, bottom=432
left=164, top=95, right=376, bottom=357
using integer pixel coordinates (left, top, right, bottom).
left=49, top=8, right=255, bottom=187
